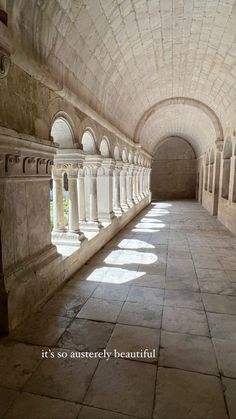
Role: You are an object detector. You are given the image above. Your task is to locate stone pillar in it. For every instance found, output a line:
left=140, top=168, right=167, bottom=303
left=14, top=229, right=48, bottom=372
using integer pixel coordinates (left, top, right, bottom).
left=144, top=167, right=148, bottom=196
left=140, top=167, right=145, bottom=198
left=147, top=168, right=152, bottom=193
left=133, top=165, right=139, bottom=203
left=136, top=166, right=142, bottom=201
left=52, top=168, right=65, bottom=232
left=113, top=162, right=123, bottom=216
left=0, top=132, right=62, bottom=332
left=97, top=158, right=116, bottom=223
left=67, top=167, right=85, bottom=242
left=84, top=155, right=103, bottom=231
left=78, top=168, right=86, bottom=225
left=127, top=164, right=135, bottom=207
left=120, top=162, right=129, bottom=211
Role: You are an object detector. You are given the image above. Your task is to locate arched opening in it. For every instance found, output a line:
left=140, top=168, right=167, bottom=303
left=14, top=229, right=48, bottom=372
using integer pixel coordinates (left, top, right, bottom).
left=100, top=138, right=110, bottom=157
left=81, top=130, right=97, bottom=154
left=122, top=149, right=128, bottom=162
left=114, top=145, right=121, bottom=161
left=222, top=138, right=232, bottom=200
left=151, top=136, right=196, bottom=200
left=51, top=116, right=75, bottom=149
left=50, top=116, right=75, bottom=233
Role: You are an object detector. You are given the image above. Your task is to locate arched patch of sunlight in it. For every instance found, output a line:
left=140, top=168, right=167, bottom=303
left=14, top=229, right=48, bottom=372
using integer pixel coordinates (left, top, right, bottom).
left=118, top=239, right=154, bottom=249
left=132, top=228, right=161, bottom=232
left=144, top=213, right=169, bottom=218
left=104, top=250, right=158, bottom=265
left=147, top=209, right=170, bottom=214
left=153, top=203, right=172, bottom=208
left=139, top=218, right=166, bottom=223
left=134, top=222, right=166, bottom=229
left=85, top=266, right=146, bottom=284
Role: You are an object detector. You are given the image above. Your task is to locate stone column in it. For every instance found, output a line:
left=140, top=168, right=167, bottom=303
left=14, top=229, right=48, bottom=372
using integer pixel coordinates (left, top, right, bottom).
left=113, top=162, right=123, bottom=216
left=127, top=164, right=135, bottom=207
left=148, top=168, right=152, bottom=193
left=144, top=168, right=148, bottom=195
left=52, top=168, right=65, bottom=232
left=84, top=155, right=103, bottom=231
left=140, top=167, right=145, bottom=198
left=67, top=166, right=86, bottom=242
left=120, top=162, right=129, bottom=211
left=97, top=158, right=116, bottom=223
left=133, top=165, right=139, bottom=204
left=78, top=168, right=86, bottom=225
left=136, top=166, right=142, bottom=201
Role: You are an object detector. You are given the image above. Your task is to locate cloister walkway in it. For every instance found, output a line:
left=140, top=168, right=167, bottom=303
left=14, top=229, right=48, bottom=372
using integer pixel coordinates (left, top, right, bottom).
left=1, top=201, right=236, bottom=419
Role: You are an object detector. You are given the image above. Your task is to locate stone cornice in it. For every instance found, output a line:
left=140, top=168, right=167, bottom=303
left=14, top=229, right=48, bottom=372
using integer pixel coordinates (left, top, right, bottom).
left=0, top=128, right=56, bottom=178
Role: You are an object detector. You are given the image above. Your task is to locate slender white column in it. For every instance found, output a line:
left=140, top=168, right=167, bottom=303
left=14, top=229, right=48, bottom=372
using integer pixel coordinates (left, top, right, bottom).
left=139, top=167, right=144, bottom=198
left=67, top=168, right=86, bottom=242
left=136, top=166, right=142, bottom=201
left=143, top=166, right=147, bottom=197
left=78, top=168, right=86, bottom=224
left=120, top=162, right=129, bottom=211
left=127, top=164, right=135, bottom=207
left=148, top=168, right=151, bottom=194
left=52, top=169, right=65, bottom=232
left=97, top=158, right=116, bottom=223
left=133, top=165, right=139, bottom=203
left=84, top=155, right=103, bottom=231
left=113, top=162, right=123, bottom=215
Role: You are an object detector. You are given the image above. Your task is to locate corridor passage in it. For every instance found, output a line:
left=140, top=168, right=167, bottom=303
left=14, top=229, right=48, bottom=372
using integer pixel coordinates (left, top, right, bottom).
left=1, top=201, right=236, bottom=419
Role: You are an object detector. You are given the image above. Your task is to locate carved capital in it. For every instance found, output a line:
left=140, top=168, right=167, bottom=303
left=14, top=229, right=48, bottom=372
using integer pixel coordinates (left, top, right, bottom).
left=215, top=138, right=224, bottom=152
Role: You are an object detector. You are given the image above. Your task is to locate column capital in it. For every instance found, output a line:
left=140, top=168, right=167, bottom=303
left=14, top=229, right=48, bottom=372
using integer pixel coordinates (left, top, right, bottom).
left=115, top=160, right=124, bottom=169
left=215, top=138, right=224, bottom=152
left=83, top=155, right=103, bottom=176
left=98, top=158, right=116, bottom=176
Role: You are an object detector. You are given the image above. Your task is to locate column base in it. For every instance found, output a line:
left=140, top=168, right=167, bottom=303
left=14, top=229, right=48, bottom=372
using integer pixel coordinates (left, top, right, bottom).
left=98, top=211, right=116, bottom=223
left=127, top=199, right=135, bottom=207
left=121, top=203, right=129, bottom=212
left=114, top=207, right=123, bottom=216
left=52, top=230, right=87, bottom=247
left=81, top=221, right=104, bottom=232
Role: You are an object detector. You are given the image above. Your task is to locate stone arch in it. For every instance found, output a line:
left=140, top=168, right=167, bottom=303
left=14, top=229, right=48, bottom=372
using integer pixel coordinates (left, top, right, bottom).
left=154, top=136, right=196, bottom=159
left=114, top=145, right=121, bottom=161
left=151, top=136, right=197, bottom=200
left=134, top=97, right=224, bottom=149
left=81, top=129, right=97, bottom=154
left=122, top=149, right=128, bottom=162
left=128, top=151, right=134, bottom=163
left=99, top=137, right=110, bottom=157
left=51, top=113, right=75, bottom=149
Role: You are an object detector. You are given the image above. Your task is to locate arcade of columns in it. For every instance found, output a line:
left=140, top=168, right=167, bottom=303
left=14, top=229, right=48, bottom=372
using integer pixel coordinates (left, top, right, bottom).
left=51, top=151, right=152, bottom=246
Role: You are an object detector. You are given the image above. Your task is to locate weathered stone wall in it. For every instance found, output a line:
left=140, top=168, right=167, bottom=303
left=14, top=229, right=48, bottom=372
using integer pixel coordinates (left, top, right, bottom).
left=151, top=137, right=196, bottom=200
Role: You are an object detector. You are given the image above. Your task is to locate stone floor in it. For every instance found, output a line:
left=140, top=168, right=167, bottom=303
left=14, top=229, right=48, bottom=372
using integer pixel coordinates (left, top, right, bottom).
left=1, top=200, right=236, bottom=419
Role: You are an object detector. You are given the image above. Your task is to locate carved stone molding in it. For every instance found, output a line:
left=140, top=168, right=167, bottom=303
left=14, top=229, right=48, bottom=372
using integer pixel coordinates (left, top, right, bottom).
left=0, top=48, right=10, bottom=79
left=3, top=153, right=53, bottom=177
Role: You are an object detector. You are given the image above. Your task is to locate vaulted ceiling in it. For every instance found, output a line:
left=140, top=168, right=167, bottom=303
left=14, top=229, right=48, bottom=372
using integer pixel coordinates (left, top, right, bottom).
left=8, top=0, right=236, bottom=155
